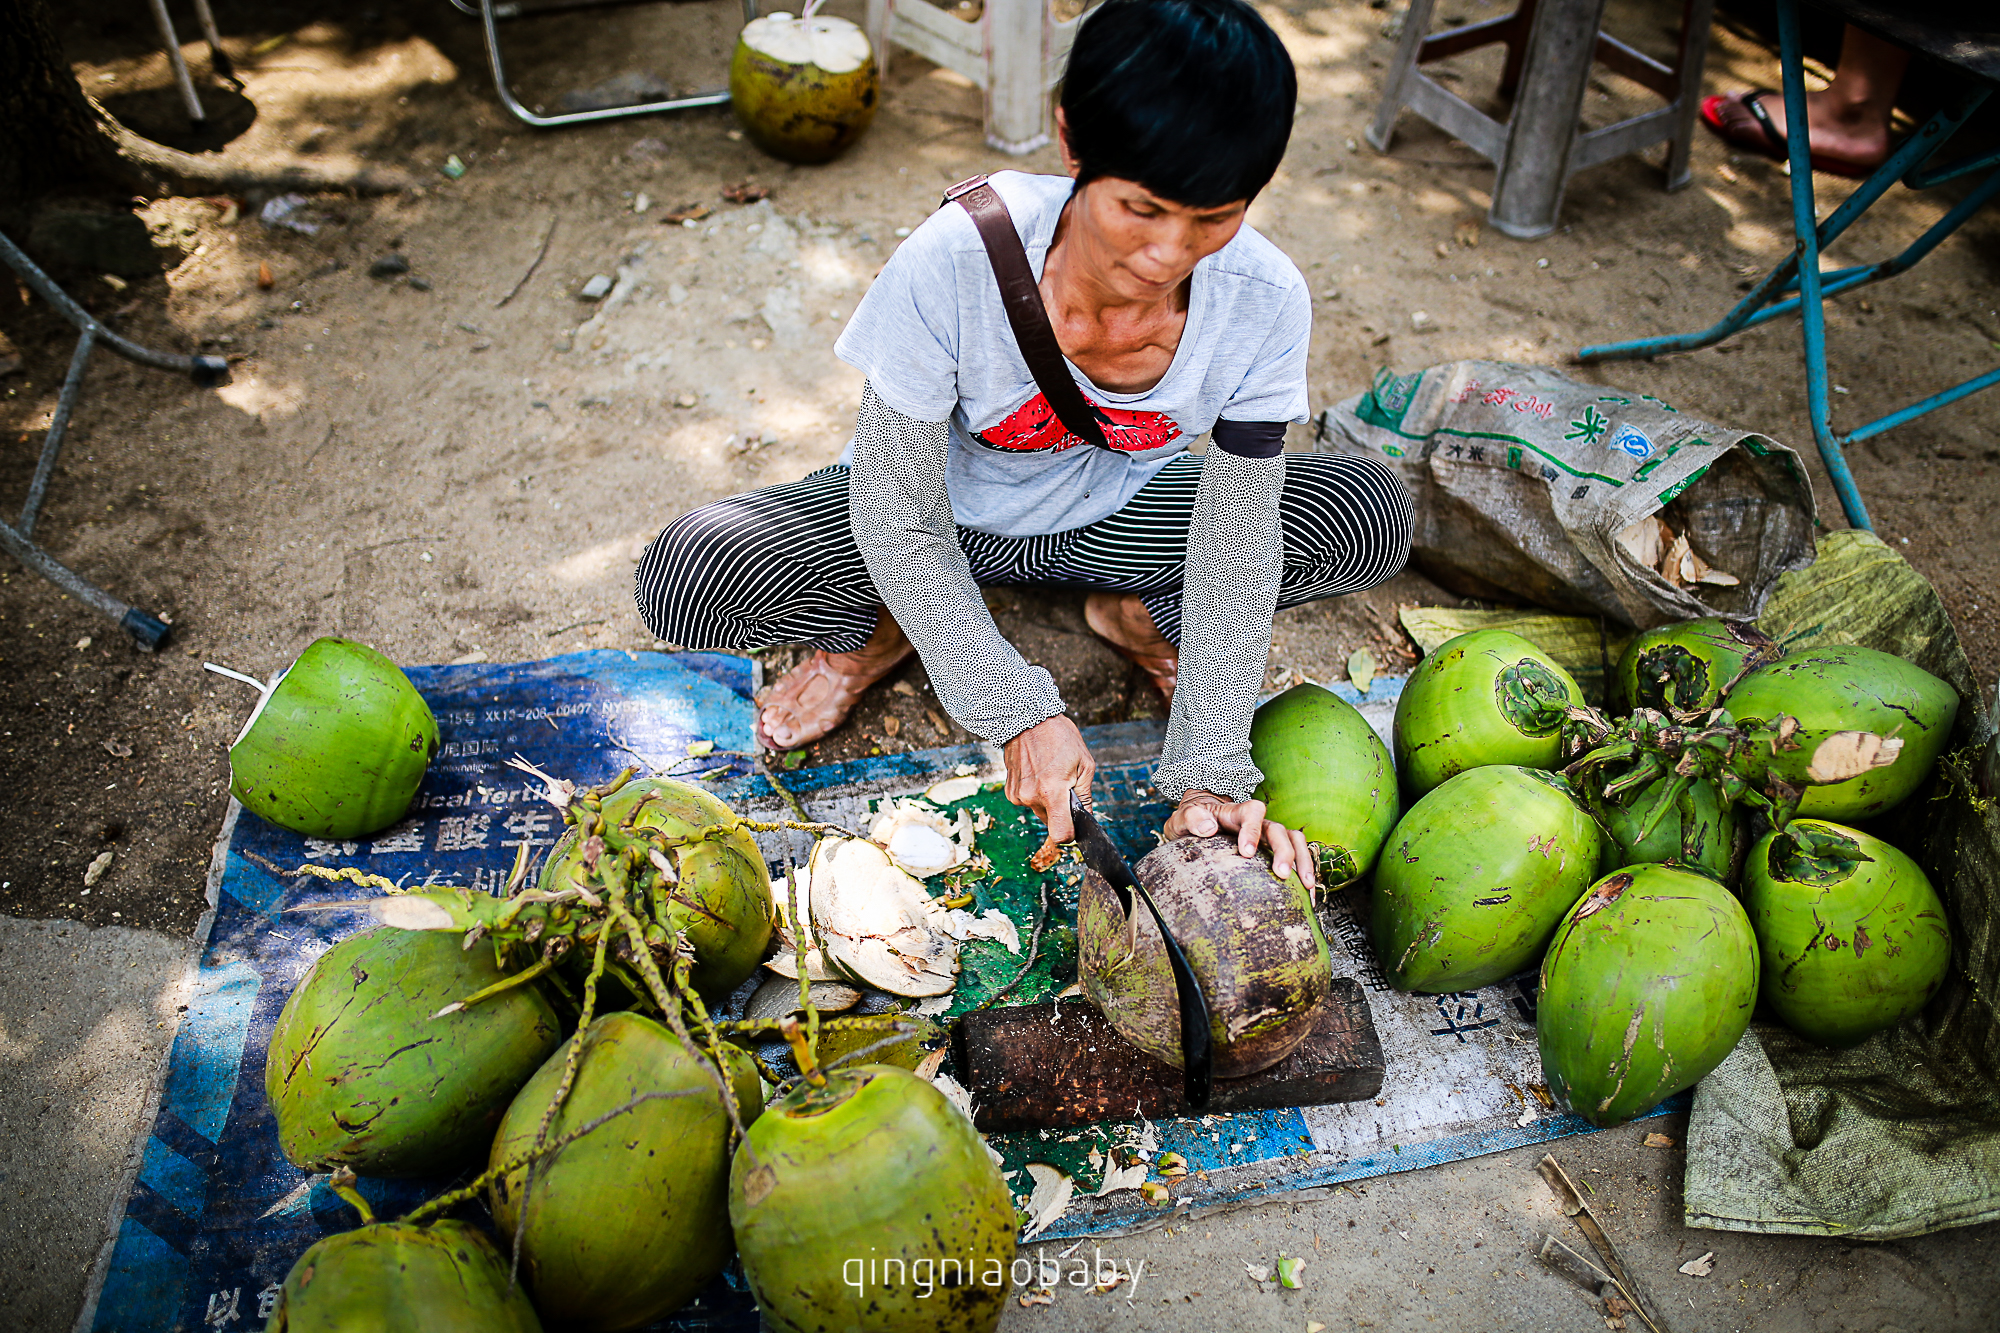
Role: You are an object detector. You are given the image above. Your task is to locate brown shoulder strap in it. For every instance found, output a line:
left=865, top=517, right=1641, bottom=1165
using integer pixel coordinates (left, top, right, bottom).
left=943, top=175, right=1109, bottom=451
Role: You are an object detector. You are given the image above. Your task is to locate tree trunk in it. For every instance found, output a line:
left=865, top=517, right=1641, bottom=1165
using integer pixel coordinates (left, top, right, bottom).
left=0, top=0, right=131, bottom=203
left=0, top=0, right=411, bottom=217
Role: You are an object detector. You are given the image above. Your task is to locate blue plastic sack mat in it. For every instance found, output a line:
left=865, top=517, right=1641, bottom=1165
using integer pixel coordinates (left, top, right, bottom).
left=81, top=652, right=1659, bottom=1332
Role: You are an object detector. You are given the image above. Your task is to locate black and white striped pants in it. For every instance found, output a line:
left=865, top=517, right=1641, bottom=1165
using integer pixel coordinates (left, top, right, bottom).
left=634, top=451, right=1411, bottom=654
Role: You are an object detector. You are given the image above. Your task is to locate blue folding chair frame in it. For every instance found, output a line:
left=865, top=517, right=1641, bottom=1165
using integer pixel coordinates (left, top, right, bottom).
left=1578, top=0, right=2000, bottom=531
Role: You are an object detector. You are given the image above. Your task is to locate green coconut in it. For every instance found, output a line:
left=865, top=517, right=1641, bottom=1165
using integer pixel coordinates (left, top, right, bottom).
left=1371, top=766, right=1606, bottom=993
left=1611, top=617, right=1783, bottom=716
left=1539, top=865, right=1759, bottom=1127
left=487, top=1011, right=761, bottom=1332
left=266, top=927, right=564, bottom=1177
left=1250, top=682, right=1401, bottom=887
left=266, top=1217, right=543, bottom=1333
left=1078, top=835, right=1331, bottom=1079
left=1592, top=773, right=1741, bottom=884
left=1724, top=645, right=1959, bottom=820
left=729, top=12, right=878, bottom=165
left=541, top=776, right=773, bottom=996
left=228, top=637, right=438, bottom=840
left=730, top=1064, right=1015, bottom=1333
left=1741, top=819, right=1952, bottom=1047
left=1392, top=629, right=1581, bottom=799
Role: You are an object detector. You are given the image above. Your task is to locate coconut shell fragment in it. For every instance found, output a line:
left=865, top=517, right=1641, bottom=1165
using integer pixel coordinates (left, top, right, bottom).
left=807, top=836, right=959, bottom=996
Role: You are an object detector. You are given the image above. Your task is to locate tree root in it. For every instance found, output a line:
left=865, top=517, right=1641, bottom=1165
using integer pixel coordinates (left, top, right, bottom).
left=102, top=119, right=418, bottom=196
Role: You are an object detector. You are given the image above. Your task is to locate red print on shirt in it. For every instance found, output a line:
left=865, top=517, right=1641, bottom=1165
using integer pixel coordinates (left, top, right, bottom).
left=973, top=390, right=1182, bottom=454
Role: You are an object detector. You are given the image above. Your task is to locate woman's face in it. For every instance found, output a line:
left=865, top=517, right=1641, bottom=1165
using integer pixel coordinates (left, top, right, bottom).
left=1058, top=112, right=1249, bottom=302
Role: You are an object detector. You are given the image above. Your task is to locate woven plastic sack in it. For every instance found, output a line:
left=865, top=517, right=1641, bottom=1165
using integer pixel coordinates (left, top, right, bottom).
left=1317, top=360, right=1819, bottom=629
left=1682, top=531, right=2000, bottom=1240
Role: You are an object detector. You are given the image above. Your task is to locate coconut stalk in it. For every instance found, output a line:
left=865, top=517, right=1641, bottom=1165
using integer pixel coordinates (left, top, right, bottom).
left=1561, top=703, right=1901, bottom=834
left=290, top=762, right=924, bottom=1224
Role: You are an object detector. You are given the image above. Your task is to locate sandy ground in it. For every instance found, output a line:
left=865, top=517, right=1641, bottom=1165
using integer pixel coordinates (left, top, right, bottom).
left=1, top=1, right=1997, bottom=1330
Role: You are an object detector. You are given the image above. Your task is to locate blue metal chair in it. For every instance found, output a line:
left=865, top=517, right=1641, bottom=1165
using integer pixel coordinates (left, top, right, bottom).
left=1578, top=0, right=2000, bottom=531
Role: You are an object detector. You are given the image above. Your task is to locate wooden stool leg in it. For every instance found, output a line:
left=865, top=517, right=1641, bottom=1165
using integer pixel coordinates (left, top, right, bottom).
left=1367, top=0, right=1441, bottom=153
left=985, top=0, right=1052, bottom=152
left=865, top=0, right=893, bottom=84
left=1663, top=0, right=1716, bottom=190
left=1490, top=0, right=1611, bottom=237
left=1496, top=0, right=1540, bottom=101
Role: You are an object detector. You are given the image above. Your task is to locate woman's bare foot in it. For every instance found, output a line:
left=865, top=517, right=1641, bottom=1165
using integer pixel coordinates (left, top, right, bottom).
left=757, top=610, right=913, bottom=751
left=1084, top=591, right=1178, bottom=703
left=1719, top=87, right=1893, bottom=171
left=1704, top=25, right=1908, bottom=175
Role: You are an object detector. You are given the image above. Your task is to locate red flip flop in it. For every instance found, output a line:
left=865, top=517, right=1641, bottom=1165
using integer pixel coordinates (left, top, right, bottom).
left=1698, top=89, right=1876, bottom=181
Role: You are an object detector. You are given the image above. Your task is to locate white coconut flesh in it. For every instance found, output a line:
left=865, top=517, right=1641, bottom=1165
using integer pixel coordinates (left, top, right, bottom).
left=923, top=903, right=1022, bottom=954
left=740, top=13, right=871, bottom=75
left=924, top=775, right=982, bottom=804
left=807, top=836, right=958, bottom=996
left=869, top=799, right=975, bottom=879
left=769, top=873, right=813, bottom=946
left=762, top=947, right=846, bottom=982
left=229, top=663, right=290, bottom=749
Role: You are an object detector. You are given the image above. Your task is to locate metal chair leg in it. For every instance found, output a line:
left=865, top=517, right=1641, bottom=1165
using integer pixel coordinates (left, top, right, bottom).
left=187, top=0, right=239, bottom=87
left=144, top=0, right=206, bottom=122
left=0, top=230, right=230, bottom=649
left=456, top=0, right=759, bottom=128
left=1773, top=1, right=1868, bottom=529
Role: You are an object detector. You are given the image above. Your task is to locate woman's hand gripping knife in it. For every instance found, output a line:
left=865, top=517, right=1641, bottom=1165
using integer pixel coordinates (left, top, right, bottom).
left=1010, top=715, right=1097, bottom=871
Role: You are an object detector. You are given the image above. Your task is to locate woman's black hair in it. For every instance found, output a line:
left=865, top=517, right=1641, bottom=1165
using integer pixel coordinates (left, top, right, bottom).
left=1059, top=0, right=1297, bottom=208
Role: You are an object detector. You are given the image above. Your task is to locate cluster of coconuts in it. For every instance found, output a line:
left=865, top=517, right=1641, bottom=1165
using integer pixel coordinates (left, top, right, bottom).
left=1247, top=621, right=1959, bottom=1128
left=261, top=770, right=1017, bottom=1333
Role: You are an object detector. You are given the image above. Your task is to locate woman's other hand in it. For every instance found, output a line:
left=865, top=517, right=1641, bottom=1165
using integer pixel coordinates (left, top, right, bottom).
left=1164, top=791, right=1317, bottom=892
left=1004, top=715, right=1097, bottom=858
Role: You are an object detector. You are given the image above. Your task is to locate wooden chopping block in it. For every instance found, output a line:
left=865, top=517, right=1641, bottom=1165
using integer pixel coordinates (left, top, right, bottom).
left=953, top=978, right=1385, bottom=1132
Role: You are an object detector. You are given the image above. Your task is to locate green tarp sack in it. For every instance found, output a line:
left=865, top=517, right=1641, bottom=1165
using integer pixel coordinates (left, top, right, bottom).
left=1407, top=531, right=1999, bottom=1238
left=1318, top=360, right=1819, bottom=629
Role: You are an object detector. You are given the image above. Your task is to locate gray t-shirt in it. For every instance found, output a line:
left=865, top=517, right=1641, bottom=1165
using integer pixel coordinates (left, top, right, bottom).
left=834, top=171, right=1311, bottom=537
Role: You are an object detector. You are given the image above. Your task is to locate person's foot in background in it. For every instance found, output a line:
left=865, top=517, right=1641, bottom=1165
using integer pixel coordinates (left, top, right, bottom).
left=1701, top=23, right=1910, bottom=177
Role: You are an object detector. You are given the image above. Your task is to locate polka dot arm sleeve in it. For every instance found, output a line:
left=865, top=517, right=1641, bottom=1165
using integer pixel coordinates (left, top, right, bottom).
left=1150, top=447, right=1285, bottom=804
left=848, top=381, right=1068, bottom=744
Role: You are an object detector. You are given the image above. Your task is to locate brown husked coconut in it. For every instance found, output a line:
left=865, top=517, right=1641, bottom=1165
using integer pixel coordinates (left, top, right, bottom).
left=1079, top=836, right=1333, bottom=1080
